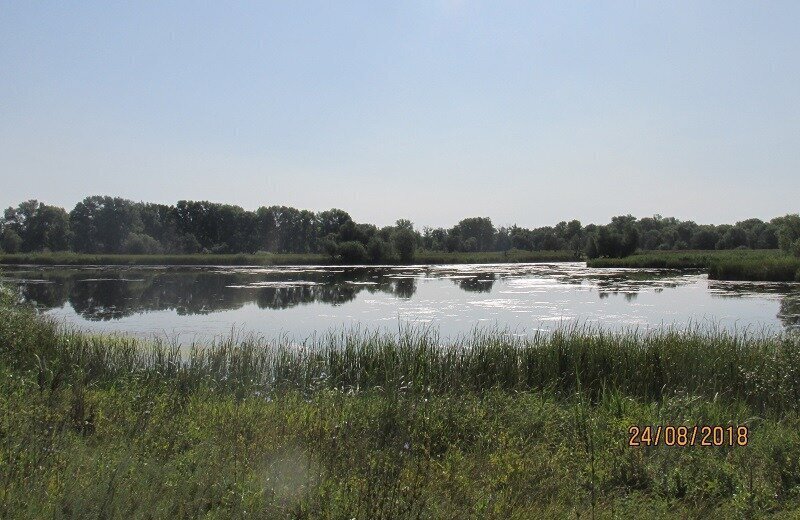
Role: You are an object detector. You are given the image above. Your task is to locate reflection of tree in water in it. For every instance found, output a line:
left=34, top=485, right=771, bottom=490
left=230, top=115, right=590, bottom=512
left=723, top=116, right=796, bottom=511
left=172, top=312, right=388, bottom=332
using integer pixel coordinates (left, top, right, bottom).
left=255, top=284, right=360, bottom=309
left=17, top=281, right=70, bottom=309
left=394, top=278, right=417, bottom=299
left=778, top=295, right=800, bottom=329
left=66, top=272, right=258, bottom=320
left=7, top=267, right=422, bottom=320
left=597, top=290, right=638, bottom=301
left=454, top=275, right=496, bottom=293
left=69, top=280, right=142, bottom=320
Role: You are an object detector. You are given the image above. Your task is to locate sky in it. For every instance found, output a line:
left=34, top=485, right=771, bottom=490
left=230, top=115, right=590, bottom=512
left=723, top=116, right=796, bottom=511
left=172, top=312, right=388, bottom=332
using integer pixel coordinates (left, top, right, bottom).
left=1, top=1, right=798, bottom=229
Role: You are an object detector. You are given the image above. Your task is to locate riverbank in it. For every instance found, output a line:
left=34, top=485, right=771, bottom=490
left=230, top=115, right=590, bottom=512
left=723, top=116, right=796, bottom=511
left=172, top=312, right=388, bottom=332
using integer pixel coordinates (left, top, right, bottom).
left=0, top=249, right=576, bottom=267
left=2, top=292, right=800, bottom=518
left=588, top=249, right=800, bottom=282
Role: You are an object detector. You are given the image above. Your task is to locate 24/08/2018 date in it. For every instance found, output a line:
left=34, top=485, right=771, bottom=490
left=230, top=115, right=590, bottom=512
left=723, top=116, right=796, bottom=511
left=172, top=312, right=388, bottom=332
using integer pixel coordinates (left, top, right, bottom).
left=628, top=425, right=749, bottom=447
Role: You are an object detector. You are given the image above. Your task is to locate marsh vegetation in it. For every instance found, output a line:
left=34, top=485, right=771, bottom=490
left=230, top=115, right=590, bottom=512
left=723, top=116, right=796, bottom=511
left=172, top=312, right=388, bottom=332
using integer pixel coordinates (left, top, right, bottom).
left=588, top=250, right=800, bottom=282
left=2, top=286, right=800, bottom=518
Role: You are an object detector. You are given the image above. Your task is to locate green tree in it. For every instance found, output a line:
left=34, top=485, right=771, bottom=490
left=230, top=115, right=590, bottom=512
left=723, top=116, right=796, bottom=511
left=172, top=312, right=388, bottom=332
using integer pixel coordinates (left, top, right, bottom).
left=317, top=209, right=353, bottom=238
left=690, top=227, right=719, bottom=250
left=585, top=236, right=599, bottom=259
left=69, top=196, right=141, bottom=253
left=255, top=206, right=278, bottom=252
left=716, top=227, right=748, bottom=250
left=27, top=204, right=71, bottom=251
left=2, top=201, right=71, bottom=252
left=0, top=228, right=22, bottom=253
left=453, top=217, right=496, bottom=252
left=392, top=228, right=416, bottom=263
left=776, top=214, right=800, bottom=256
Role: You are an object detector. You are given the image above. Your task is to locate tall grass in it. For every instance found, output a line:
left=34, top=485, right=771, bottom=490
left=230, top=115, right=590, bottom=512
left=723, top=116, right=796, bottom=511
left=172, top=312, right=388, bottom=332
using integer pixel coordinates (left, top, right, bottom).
left=589, top=249, right=800, bottom=282
left=3, top=298, right=798, bottom=414
left=4, top=293, right=800, bottom=517
left=708, top=255, right=800, bottom=282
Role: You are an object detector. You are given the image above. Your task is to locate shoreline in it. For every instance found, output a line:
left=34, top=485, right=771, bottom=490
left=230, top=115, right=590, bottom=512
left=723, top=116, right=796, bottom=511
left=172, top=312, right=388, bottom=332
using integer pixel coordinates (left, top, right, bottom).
left=0, top=249, right=578, bottom=266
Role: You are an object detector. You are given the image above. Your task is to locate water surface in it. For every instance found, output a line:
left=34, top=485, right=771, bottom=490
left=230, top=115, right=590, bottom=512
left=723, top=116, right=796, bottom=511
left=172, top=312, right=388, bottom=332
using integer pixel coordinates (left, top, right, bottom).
left=3, top=263, right=798, bottom=343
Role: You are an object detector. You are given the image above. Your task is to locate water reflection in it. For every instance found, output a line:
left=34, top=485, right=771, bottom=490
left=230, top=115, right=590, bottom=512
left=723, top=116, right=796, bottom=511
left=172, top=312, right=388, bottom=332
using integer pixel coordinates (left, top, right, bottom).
left=2, top=263, right=798, bottom=334
left=454, top=274, right=496, bottom=293
left=779, top=296, right=800, bottom=328
left=5, top=267, right=422, bottom=320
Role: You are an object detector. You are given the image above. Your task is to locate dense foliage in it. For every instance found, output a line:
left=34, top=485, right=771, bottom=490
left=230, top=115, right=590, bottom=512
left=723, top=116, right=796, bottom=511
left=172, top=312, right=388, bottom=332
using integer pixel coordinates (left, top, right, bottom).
left=1, top=196, right=797, bottom=261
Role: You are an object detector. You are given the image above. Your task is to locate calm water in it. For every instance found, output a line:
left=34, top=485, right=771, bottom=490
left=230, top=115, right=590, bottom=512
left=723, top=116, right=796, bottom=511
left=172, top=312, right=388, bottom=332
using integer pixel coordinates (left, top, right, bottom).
left=3, top=263, right=799, bottom=343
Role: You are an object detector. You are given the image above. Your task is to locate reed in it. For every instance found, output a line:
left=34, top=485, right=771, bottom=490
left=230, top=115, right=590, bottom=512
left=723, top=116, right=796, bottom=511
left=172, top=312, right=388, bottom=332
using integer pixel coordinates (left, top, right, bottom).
left=589, top=249, right=800, bottom=282
left=3, top=298, right=799, bottom=414
left=3, top=293, right=800, bottom=517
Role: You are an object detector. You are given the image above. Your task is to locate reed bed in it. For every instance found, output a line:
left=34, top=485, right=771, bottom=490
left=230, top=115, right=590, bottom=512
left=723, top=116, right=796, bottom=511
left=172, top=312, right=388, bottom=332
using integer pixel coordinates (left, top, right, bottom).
left=708, top=255, right=800, bottom=282
left=589, top=249, right=800, bottom=282
left=4, top=292, right=800, bottom=517
left=3, top=297, right=798, bottom=414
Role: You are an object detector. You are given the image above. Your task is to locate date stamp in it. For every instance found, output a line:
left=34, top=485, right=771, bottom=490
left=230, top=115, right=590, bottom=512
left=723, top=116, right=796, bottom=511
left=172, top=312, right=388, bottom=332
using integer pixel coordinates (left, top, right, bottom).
left=628, top=425, right=749, bottom=447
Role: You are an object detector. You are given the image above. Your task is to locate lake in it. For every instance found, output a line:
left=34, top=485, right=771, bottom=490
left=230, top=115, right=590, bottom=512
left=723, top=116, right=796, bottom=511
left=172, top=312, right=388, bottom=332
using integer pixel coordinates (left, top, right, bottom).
left=2, top=263, right=798, bottom=343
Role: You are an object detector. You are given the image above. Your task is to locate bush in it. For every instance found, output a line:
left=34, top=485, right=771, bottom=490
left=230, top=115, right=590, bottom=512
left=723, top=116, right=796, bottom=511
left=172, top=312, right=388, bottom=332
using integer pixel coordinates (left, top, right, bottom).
left=319, top=236, right=339, bottom=258
left=337, top=241, right=369, bottom=263
left=367, top=237, right=395, bottom=263
left=121, top=233, right=163, bottom=255
left=210, top=243, right=230, bottom=254
left=176, top=233, right=202, bottom=254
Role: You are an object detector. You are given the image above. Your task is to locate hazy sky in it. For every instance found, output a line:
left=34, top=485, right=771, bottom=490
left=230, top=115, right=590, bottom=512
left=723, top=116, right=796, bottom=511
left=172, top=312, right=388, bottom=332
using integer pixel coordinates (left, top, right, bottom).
left=1, top=1, right=798, bottom=228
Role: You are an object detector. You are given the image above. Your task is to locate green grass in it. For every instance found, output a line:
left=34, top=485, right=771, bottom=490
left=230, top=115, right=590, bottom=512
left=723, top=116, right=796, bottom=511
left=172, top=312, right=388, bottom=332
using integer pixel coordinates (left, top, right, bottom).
left=589, top=249, right=800, bottom=282
left=708, top=255, right=800, bottom=282
left=2, top=291, right=800, bottom=517
left=0, top=249, right=575, bottom=267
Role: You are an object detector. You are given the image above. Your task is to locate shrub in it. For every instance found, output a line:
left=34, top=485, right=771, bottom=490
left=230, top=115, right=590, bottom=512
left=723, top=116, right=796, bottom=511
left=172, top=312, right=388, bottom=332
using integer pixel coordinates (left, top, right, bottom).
left=121, top=233, right=163, bottom=255
left=338, top=241, right=369, bottom=263
left=367, top=237, right=395, bottom=263
left=176, top=233, right=202, bottom=254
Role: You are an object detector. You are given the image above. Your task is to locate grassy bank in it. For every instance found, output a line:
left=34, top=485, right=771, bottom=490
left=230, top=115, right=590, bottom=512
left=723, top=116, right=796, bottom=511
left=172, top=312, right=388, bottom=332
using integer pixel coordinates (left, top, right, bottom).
left=2, top=294, right=800, bottom=517
left=0, top=249, right=575, bottom=267
left=588, top=249, right=800, bottom=282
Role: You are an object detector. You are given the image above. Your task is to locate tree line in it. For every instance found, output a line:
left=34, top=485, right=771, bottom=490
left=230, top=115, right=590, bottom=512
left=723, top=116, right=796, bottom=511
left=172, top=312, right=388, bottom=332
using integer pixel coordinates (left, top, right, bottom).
left=1, top=196, right=799, bottom=261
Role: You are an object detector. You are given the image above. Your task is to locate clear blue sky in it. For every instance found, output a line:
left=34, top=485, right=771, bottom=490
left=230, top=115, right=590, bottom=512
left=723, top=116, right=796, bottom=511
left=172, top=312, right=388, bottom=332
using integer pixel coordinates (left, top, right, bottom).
left=1, top=1, right=798, bottom=228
